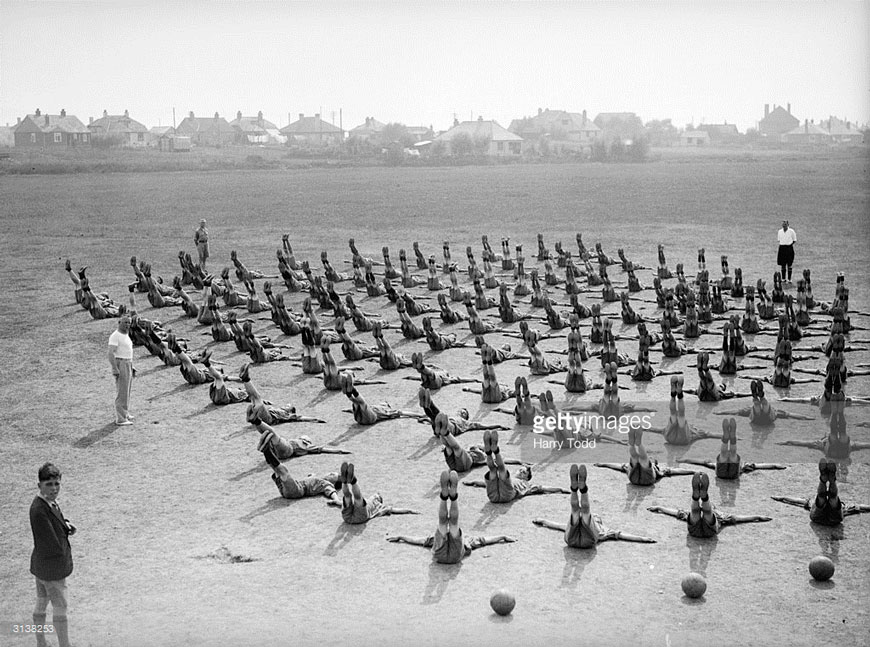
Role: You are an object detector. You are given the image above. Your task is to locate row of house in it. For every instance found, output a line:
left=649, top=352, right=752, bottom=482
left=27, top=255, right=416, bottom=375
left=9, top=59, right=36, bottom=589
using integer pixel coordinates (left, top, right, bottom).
left=755, top=103, right=863, bottom=144
left=9, top=108, right=348, bottom=150
left=5, top=104, right=865, bottom=154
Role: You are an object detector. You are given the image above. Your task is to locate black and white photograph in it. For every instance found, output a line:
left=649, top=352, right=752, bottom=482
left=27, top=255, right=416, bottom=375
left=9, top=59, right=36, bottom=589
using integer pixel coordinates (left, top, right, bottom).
left=1, top=1, right=868, bottom=646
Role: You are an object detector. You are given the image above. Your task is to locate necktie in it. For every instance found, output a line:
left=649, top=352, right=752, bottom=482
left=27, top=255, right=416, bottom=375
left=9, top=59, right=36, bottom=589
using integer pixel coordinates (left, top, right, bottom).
left=50, top=501, right=64, bottom=522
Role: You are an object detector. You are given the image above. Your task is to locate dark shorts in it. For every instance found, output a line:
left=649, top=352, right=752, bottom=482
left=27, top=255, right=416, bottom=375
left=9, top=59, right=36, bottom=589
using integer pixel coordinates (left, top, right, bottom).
left=629, top=459, right=659, bottom=486
left=716, top=459, right=741, bottom=480
left=485, top=471, right=519, bottom=503
left=688, top=513, right=721, bottom=538
left=749, top=406, right=775, bottom=425
left=210, top=383, right=249, bottom=405
left=564, top=514, right=603, bottom=549
left=777, top=245, right=794, bottom=267
left=445, top=446, right=485, bottom=473
left=824, top=437, right=851, bottom=460
left=810, top=499, right=844, bottom=526
left=431, top=528, right=471, bottom=564
left=342, top=493, right=385, bottom=524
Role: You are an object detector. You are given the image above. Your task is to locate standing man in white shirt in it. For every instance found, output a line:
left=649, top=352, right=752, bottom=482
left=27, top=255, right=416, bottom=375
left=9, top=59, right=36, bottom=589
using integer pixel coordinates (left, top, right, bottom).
left=777, top=220, right=797, bottom=284
left=108, top=314, right=135, bottom=426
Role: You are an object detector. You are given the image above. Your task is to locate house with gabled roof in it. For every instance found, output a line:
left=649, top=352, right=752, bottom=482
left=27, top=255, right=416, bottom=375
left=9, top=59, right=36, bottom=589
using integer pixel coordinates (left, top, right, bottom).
left=349, top=117, right=386, bottom=141
left=148, top=126, right=174, bottom=148
left=88, top=110, right=149, bottom=147
left=758, top=103, right=799, bottom=137
left=230, top=111, right=286, bottom=145
left=14, top=109, right=91, bottom=148
left=509, top=108, right=600, bottom=146
left=175, top=111, right=235, bottom=147
left=697, top=123, right=740, bottom=145
left=781, top=120, right=832, bottom=144
left=680, top=130, right=711, bottom=146
left=148, top=125, right=174, bottom=138
left=406, top=126, right=434, bottom=143
left=281, top=113, right=343, bottom=146
left=823, top=117, right=864, bottom=144
left=434, top=117, right=523, bottom=156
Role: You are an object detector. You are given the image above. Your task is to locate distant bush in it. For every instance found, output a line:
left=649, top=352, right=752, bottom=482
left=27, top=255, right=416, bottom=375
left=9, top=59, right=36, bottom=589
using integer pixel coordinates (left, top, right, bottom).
left=384, top=144, right=404, bottom=167
left=245, top=154, right=272, bottom=168
left=429, top=141, right=446, bottom=158
left=90, top=135, right=126, bottom=149
left=592, top=136, right=650, bottom=163
left=450, top=133, right=474, bottom=157
left=472, top=135, right=491, bottom=155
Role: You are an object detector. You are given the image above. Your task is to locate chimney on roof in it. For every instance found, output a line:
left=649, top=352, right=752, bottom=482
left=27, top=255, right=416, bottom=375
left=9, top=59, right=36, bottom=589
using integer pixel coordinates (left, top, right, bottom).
left=538, top=108, right=542, bottom=116
left=17, top=117, right=21, bottom=125
left=787, top=103, right=791, bottom=115
left=804, top=119, right=808, bottom=134
left=454, top=117, right=459, bottom=127
left=89, top=116, right=93, bottom=125
left=257, top=110, right=263, bottom=126
left=103, top=110, right=108, bottom=118
left=60, top=109, right=66, bottom=117
left=478, top=115, right=483, bottom=121
left=315, top=113, right=320, bottom=120
left=299, top=113, right=304, bottom=121
left=189, top=111, right=195, bottom=118
left=582, top=109, right=587, bottom=123
left=764, top=104, right=769, bottom=118
left=124, top=109, right=128, bottom=118
left=237, top=110, right=242, bottom=121
left=214, top=112, right=220, bottom=119
left=35, top=108, right=41, bottom=117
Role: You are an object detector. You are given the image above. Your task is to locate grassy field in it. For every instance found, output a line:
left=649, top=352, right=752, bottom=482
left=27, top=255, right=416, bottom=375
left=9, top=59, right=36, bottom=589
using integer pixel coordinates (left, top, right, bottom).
left=0, top=153, right=868, bottom=647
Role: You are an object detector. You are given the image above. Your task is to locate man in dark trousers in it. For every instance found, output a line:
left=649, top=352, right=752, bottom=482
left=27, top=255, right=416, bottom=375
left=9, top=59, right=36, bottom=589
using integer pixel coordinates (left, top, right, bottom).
left=29, top=462, right=75, bottom=647
left=777, top=219, right=797, bottom=283
left=194, top=218, right=210, bottom=270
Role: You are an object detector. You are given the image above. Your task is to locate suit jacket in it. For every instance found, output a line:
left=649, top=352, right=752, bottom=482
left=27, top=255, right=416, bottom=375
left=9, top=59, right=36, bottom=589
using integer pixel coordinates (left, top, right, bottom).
left=29, top=497, right=73, bottom=581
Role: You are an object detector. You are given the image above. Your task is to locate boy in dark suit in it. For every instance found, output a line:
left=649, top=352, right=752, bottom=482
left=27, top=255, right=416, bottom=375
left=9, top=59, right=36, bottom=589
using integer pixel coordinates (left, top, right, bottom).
left=29, top=462, right=75, bottom=647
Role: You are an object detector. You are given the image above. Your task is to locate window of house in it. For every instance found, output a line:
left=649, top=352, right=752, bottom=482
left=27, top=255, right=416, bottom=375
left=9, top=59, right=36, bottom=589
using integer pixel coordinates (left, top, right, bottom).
left=54, top=133, right=62, bottom=143
left=509, top=142, right=521, bottom=154
left=138, top=133, right=144, bottom=141
left=497, top=141, right=504, bottom=151
left=30, top=133, right=36, bottom=143
left=83, top=134, right=89, bottom=143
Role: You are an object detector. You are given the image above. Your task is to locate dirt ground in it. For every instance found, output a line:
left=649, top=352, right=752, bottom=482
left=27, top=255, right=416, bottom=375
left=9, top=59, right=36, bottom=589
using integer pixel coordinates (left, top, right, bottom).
left=1, top=156, right=868, bottom=646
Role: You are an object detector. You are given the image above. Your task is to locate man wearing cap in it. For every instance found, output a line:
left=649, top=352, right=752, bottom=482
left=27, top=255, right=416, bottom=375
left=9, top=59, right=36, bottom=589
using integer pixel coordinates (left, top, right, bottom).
left=194, top=219, right=210, bottom=270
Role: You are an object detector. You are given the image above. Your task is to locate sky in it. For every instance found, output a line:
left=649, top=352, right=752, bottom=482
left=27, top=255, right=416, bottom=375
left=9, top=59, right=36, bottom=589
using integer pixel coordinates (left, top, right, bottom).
left=1, top=0, right=868, bottom=133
